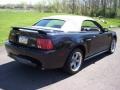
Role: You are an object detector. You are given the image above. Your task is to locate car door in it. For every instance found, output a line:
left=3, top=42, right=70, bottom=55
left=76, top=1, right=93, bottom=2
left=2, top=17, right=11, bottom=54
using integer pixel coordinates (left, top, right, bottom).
left=81, top=20, right=111, bottom=57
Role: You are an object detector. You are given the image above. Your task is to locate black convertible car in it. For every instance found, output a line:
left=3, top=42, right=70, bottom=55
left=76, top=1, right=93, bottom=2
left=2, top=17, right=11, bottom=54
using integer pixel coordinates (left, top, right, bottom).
left=5, top=15, right=117, bottom=74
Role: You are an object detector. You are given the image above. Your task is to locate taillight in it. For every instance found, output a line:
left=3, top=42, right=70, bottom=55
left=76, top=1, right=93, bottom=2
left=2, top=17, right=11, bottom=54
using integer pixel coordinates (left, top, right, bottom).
left=36, top=38, right=53, bottom=50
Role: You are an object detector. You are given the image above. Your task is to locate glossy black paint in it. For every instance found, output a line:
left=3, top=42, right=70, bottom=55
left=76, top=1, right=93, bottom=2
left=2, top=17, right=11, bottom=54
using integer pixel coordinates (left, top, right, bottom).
left=5, top=25, right=117, bottom=69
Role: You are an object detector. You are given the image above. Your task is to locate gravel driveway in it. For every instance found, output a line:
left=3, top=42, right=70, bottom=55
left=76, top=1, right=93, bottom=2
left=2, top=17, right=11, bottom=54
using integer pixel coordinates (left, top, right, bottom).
left=0, top=28, right=120, bottom=90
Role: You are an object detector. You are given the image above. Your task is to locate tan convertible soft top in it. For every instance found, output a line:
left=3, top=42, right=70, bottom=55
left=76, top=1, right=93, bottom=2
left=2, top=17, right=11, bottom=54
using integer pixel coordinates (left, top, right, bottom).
left=42, top=15, right=95, bottom=32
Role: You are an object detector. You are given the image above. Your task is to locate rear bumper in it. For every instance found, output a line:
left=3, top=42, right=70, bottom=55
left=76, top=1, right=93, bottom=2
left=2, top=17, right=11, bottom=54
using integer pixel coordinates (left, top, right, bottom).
left=5, top=41, right=67, bottom=69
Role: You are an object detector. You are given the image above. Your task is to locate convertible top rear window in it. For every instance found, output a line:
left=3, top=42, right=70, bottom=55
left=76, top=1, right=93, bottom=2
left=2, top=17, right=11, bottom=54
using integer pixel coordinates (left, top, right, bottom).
left=34, top=19, right=65, bottom=29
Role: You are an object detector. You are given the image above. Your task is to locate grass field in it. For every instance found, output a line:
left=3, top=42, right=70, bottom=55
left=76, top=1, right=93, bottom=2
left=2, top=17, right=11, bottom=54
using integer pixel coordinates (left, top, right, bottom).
left=0, top=9, right=120, bottom=45
left=0, top=10, right=59, bottom=45
left=97, top=18, right=120, bottom=28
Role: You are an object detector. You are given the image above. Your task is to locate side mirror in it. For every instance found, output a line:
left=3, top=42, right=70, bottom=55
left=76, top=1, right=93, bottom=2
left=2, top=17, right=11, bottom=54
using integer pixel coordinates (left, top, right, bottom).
left=103, top=28, right=109, bottom=32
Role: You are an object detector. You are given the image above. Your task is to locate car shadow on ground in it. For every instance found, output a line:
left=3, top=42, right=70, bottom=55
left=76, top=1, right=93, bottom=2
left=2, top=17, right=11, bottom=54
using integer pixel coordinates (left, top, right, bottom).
left=0, top=52, right=110, bottom=90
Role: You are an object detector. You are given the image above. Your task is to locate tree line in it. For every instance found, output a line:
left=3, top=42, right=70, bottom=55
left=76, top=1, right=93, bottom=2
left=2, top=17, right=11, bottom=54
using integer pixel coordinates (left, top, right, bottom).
left=46, top=0, right=120, bottom=18
left=0, top=0, right=120, bottom=18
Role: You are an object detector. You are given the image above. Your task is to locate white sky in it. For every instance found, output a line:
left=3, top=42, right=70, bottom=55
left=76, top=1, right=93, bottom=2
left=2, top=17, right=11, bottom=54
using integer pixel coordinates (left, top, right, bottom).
left=0, top=0, right=44, bottom=5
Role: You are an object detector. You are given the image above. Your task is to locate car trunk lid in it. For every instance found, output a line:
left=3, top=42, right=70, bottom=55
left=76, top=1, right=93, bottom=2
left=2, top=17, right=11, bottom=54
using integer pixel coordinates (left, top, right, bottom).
left=9, top=26, right=58, bottom=49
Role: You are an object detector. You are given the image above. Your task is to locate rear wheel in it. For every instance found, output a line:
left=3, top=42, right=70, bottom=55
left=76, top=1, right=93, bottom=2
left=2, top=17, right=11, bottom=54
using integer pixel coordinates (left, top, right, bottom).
left=108, top=39, right=116, bottom=54
left=63, top=49, right=83, bottom=75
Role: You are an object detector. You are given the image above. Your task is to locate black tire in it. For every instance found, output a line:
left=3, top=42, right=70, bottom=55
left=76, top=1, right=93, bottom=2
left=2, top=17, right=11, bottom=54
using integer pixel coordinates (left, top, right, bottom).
left=108, top=39, right=116, bottom=54
left=63, top=49, right=83, bottom=75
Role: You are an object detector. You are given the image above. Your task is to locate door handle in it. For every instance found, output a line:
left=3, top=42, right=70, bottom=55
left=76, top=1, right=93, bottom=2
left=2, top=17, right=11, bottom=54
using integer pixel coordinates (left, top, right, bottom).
left=86, top=35, right=96, bottom=41
left=93, top=35, right=96, bottom=38
left=86, top=38, right=92, bottom=41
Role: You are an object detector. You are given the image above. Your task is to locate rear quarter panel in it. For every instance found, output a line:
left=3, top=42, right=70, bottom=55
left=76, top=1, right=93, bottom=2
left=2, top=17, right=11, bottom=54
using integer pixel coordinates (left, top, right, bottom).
left=48, top=32, right=90, bottom=59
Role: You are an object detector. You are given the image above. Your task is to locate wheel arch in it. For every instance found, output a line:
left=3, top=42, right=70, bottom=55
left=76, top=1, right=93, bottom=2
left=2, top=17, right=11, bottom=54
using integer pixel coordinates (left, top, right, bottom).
left=67, top=44, right=86, bottom=61
left=63, top=44, right=86, bottom=74
left=73, top=45, right=86, bottom=59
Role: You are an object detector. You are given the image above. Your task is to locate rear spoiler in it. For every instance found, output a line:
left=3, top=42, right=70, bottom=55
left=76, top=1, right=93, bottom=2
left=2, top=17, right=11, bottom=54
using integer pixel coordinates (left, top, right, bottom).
left=12, top=27, right=47, bottom=35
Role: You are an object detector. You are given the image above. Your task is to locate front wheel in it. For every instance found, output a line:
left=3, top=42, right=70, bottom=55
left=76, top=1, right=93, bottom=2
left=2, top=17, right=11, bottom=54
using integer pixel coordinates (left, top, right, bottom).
left=108, top=39, right=116, bottom=54
left=63, top=49, right=83, bottom=75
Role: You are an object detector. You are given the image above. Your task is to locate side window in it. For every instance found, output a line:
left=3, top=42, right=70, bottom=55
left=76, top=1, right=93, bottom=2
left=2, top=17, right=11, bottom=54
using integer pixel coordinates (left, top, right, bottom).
left=81, top=21, right=100, bottom=32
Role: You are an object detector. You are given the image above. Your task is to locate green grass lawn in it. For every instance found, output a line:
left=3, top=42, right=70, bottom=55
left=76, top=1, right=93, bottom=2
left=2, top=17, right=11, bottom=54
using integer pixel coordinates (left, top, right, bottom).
left=0, top=10, right=59, bottom=45
left=0, top=9, right=120, bottom=45
left=97, top=18, right=120, bottom=28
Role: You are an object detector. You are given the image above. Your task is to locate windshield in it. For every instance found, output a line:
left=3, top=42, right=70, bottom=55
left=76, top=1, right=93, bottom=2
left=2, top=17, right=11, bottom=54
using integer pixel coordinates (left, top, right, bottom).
left=34, top=19, right=65, bottom=29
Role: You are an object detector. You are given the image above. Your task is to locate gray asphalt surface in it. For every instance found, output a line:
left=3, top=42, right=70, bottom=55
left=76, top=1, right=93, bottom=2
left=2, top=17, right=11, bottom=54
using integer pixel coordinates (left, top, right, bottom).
left=0, top=28, right=120, bottom=90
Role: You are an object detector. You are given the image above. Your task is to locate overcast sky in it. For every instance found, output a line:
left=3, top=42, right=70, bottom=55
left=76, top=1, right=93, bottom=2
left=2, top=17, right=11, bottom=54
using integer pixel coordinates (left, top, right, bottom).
left=0, top=0, right=45, bottom=5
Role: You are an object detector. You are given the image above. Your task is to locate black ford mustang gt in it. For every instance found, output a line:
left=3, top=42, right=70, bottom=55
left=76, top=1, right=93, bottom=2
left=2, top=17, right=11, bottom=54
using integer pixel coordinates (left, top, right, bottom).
left=5, top=15, right=117, bottom=74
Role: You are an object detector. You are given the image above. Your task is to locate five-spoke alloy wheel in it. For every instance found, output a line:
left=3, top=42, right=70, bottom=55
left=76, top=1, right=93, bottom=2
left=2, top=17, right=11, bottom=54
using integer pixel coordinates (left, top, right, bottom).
left=63, top=49, right=83, bottom=75
left=109, top=39, right=116, bottom=54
